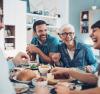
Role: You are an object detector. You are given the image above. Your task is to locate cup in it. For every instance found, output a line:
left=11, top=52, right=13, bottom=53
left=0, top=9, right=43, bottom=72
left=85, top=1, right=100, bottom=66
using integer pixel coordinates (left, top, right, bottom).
left=47, top=73, right=54, bottom=80
left=38, top=65, right=51, bottom=76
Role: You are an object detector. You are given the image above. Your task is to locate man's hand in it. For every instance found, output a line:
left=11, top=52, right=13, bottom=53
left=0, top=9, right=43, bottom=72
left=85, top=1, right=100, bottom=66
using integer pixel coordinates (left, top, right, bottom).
left=55, top=83, right=70, bottom=94
left=35, top=86, right=50, bottom=94
left=51, top=67, right=70, bottom=79
left=13, top=52, right=30, bottom=64
left=26, top=44, right=40, bottom=54
left=51, top=67, right=67, bottom=74
left=85, top=65, right=93, bottom=73
left=50, top=53, right=61, bottom=63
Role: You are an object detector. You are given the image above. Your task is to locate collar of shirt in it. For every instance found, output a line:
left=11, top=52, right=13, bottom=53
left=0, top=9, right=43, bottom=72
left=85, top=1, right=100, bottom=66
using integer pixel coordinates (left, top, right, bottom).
left=36, top=35, right=49, bottom=46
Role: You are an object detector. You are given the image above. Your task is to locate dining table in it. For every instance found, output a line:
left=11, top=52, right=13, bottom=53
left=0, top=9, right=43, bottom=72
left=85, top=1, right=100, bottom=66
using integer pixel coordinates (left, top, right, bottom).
left=9, top=64, right=96, bottom=94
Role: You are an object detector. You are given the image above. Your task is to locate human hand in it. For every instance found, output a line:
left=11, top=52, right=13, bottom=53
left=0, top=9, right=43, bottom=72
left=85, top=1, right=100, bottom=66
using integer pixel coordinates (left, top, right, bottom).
left=51, top=67, right=69, bottom=79
left=26, top=44, right=40, bottom=54
left=13, top=52, right=30, bottom=64
left=51, top=53, right=61, bottom=63
left=51, top=67, right=67, bottom=74
left=85, top=65, right=93, bottom=73
left=55, top=83, right=70, bottom=94
left=35, top=86, right=50, bottom=94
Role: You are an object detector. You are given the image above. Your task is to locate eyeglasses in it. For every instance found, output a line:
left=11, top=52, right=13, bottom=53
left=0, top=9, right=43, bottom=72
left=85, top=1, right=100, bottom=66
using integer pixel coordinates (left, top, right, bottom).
left=58, top=32, right=74, bottom=36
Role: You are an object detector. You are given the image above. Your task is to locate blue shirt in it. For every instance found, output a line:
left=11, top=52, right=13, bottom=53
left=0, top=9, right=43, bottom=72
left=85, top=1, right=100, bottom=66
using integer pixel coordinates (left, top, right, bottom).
left=31, top=34, right=60, bottom=64
left=58, top=41, right=97, bottom=72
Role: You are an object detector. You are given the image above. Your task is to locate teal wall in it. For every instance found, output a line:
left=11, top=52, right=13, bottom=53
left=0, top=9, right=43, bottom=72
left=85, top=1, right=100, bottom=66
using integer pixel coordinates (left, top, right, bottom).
left=69, top=0, right=100, bottom=43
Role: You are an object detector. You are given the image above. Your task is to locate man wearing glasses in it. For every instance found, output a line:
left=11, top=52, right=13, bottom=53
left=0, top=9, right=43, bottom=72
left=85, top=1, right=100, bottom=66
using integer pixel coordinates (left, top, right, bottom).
left=51, top=20, right=100, bottom=94
left=57, top=24, right=97, bottom=73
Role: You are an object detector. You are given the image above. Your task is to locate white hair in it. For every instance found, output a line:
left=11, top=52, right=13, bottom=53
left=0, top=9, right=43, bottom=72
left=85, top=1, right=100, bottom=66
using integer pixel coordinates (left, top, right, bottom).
left=59, top=24, right=75, bottom=33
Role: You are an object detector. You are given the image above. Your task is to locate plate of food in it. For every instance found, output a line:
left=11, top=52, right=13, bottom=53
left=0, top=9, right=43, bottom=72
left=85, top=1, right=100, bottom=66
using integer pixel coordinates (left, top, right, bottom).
left=13, top=83, right=29, bottom=94
left=11, top=69, right=37, bottom=84
left=30, top=64, right=38, bottom=70
left=48, top=79, right=59, bottom=85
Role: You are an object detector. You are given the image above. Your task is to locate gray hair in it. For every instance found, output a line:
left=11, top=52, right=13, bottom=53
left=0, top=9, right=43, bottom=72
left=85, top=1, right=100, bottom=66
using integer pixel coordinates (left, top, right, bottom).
left=59, top=24, right=75, bottom=33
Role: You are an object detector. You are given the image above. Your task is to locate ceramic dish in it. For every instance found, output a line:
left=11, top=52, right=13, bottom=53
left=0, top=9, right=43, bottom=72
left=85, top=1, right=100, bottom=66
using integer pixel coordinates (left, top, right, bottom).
left=12, top=75, right=31, bottom=84
left=13, top=83, right=29, bottom=94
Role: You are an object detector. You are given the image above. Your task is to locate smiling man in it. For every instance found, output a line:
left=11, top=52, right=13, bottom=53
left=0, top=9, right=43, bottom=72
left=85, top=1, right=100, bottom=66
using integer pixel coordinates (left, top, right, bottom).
left=26, top=20, right=59, bottom=64
left=57, top=24, right=97, bottom=73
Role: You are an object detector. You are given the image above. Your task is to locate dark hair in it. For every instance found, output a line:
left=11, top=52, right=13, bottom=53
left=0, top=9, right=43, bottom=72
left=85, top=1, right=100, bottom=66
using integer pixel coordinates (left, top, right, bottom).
left=91, top=20, right=100, bottom=29
left=33, top=20, right=47, bottom=32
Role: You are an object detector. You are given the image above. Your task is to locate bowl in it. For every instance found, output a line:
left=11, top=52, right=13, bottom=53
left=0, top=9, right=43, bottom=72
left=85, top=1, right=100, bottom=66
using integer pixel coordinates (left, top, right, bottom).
left=38, top=65, right=51, bottom=75
left=13, top=83, right=29, bottom=94
left=32, top=77, right=47, bottom=87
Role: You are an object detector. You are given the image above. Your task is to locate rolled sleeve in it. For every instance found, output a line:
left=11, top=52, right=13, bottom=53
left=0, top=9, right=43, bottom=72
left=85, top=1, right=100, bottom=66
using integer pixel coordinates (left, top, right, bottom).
left=85, top=46, right=98, bottom=72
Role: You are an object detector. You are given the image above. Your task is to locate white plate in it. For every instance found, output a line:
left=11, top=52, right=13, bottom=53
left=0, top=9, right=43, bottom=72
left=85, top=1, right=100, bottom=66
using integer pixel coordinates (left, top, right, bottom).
left=13, top=83, right=29, bottom=94
left=12, top=76, right=31, bottom=84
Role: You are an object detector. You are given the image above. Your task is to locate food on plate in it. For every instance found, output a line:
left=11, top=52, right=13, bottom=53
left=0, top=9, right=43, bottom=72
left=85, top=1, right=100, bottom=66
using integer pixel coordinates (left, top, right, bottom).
left=36, top=77, right=46, bottom=82
left=15, top=88, right=24, bottom=93
left=40, top=65, right=49, bottom=68
left=48, top=79, right=58, bottom=85
left=30, top=64, right=38, bottom=69
left=16, top=69, right=36, bottom=81
left=14, top=83, right=29, bottom=93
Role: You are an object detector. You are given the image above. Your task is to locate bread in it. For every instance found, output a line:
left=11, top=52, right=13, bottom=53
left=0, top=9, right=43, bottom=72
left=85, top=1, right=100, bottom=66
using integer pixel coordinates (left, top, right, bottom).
left=17, top=69, right=36, bottom=81
left=48, top=79, right=58, bottom=85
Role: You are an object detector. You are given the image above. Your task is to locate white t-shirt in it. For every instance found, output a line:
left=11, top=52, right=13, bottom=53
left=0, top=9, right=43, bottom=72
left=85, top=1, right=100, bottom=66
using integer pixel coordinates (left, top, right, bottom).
left=0, top=48, right=15, bottom=94
left=67, top=49, right=75, bottom=60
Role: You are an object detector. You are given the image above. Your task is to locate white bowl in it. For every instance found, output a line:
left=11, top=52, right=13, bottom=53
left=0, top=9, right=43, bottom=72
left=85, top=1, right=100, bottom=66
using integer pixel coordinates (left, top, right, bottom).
left=32, top=78, right=47, bottom=87
left=13, top=83, right=29, bottom=93
left=38, top=65, right=51, bottom=75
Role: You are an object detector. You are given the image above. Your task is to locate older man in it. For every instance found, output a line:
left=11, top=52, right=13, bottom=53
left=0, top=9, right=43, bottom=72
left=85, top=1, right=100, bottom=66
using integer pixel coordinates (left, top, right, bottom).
left=57, top=24, right=97, bottom=73
left=51, top=20, right=100, bottom=94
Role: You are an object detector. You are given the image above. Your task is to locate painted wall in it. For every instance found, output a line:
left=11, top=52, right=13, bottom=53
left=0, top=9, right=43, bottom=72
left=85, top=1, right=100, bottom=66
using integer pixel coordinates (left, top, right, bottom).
left=22, top=0, right=69, bottom=25
left=69, top=0, right=100, bottom=43
left=3, top=0, right=27, bottom=57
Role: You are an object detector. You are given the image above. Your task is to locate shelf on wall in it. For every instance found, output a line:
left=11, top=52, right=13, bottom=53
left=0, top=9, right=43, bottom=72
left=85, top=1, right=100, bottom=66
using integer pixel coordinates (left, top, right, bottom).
left=27, top=13, right=58, bottom=19
left=26, top=23, right=58, bottom=29
left=5, top=36, right=15, bottom=38
left=4, top=25, right=15, bottom=50
left=26, top=13, right=58, bottom=26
